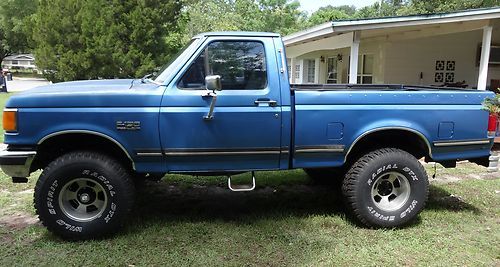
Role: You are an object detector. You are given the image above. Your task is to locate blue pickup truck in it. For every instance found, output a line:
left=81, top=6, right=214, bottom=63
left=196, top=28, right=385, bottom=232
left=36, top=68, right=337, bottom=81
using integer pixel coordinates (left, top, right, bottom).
left=1, top=32, right=497, bottom=239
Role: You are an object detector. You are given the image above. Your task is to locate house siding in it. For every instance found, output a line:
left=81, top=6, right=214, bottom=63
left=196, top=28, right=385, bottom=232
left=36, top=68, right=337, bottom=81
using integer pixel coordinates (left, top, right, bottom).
left=384, top=30, right=482, bottom=87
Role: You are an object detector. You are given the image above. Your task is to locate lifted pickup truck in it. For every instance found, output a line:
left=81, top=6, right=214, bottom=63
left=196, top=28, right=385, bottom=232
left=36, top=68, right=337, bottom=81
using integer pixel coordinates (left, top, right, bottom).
left=1, top=32, right=497, bottom=239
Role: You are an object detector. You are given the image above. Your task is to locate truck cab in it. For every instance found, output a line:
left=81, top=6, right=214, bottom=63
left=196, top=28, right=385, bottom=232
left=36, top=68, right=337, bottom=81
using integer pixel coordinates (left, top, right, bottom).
left=157, top=33, right=290, bottom=172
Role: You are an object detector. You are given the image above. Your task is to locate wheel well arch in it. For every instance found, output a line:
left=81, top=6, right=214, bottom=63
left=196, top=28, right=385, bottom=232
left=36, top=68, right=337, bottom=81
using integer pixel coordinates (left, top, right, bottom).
left=345, top=127, right=432, bottom=163
left=32, top=131, right=134, bottom=171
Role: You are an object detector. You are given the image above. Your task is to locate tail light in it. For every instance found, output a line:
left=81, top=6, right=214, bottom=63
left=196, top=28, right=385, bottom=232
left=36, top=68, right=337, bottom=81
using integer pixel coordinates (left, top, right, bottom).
left=488, top=113, right=498, bottom=137
left=3, top=108, right=17, bottom=132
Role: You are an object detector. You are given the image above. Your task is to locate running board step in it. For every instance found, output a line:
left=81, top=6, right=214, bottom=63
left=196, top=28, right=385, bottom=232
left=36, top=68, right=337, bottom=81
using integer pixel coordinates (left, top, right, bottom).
left=228, top=171, right=256, bottom=192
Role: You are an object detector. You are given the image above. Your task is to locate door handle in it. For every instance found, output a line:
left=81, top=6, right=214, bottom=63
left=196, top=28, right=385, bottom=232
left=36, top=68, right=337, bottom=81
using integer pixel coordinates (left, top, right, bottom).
left=254, top=98, right=277, bottom=107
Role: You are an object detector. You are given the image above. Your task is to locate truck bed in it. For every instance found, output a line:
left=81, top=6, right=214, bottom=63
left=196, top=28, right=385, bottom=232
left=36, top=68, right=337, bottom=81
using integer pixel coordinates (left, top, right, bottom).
left=291, top=84, right=479, bottom=91
left=291, top=84, right=494, bottom=168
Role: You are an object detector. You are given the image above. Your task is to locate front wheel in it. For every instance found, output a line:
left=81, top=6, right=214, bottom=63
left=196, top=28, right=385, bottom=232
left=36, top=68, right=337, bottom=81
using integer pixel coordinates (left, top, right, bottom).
left=342, top=148, right=429, bottom=227
left=34, top=151, right=135, bottom=240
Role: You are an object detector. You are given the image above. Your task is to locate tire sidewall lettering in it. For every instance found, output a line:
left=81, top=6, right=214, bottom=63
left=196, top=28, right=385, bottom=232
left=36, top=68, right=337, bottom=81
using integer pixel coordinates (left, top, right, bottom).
left=45, top=168, right=120, bottom=233
left=364, top=161, right=424, bottom=223
left=367, top=163, right=398, bottom=186
left=46, top=179, right=58, bottom=215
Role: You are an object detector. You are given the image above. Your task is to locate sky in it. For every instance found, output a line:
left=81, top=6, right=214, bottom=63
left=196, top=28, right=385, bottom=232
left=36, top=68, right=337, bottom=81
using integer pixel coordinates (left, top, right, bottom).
left=298, top=0, right=380, bottom=14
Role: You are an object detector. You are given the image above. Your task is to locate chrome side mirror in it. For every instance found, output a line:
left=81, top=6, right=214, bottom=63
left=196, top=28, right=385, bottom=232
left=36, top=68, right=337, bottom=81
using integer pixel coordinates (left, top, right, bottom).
left=205, top=75, right=222, bottom=92
left=202, top=75, right=221, bottom=121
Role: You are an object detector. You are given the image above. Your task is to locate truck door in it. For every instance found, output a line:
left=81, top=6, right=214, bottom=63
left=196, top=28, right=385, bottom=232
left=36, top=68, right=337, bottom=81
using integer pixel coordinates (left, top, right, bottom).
left=160, top=37, right=282, bottom=172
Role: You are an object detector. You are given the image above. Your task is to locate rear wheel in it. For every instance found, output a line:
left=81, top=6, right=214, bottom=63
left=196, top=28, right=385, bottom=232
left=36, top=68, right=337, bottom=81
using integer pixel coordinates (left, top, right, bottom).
left=342, top=148, right=429, bottom=227
left=34, top=151, right=135, bottom=240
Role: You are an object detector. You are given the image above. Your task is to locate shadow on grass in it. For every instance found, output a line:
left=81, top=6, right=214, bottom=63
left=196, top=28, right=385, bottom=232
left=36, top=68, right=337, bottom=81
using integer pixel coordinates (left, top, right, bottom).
left=425, top=185, right=481, bottom=214
left=132, top=180, right=344, bottom=224
left=125, top=179, right=479, bottom=233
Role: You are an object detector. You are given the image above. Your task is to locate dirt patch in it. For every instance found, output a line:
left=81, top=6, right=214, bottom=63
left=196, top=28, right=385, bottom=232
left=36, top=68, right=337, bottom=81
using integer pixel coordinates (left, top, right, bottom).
left=0, top=212, right=39, bottom=230
left=422, top=161, right=500, bottom=184
left=429, top=172, right=500, bottom=184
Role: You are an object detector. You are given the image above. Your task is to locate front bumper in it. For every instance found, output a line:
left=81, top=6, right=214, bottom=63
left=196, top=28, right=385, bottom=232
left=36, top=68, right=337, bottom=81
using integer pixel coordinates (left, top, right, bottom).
left=0, top=150, right=36, bottom=178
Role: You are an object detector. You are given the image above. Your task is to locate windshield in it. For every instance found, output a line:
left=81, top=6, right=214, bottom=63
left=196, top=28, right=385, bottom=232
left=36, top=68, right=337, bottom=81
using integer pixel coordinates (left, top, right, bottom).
left=154, top=38, right=201, bottom=84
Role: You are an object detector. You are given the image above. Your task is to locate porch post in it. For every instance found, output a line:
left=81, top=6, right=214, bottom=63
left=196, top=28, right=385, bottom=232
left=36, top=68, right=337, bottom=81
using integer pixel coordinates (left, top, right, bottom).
left=290, top=58, right=295, bottom=83
left=478, top=25, right=493, bottom=90
left=314, top=58, right=320, bottom=84
left=349, top=31, right=360, bottom=84
left=298, top=59, right=304, bottom=84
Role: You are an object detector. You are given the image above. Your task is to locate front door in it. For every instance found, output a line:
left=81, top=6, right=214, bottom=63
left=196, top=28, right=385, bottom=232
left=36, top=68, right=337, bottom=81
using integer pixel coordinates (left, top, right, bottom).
left=160, top=37, right=282, bottom=172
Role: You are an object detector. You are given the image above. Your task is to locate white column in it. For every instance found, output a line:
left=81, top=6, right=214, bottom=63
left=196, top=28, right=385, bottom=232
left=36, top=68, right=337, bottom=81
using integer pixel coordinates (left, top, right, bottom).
left=290, top=58, right=295, bottom=83
left=349, top=31, right=361, bottom=84
left=298, top=59, right=304, bottom=84
left=314, top=58, right=320, bottom=84
left=478, top=25, right=493, bottom=90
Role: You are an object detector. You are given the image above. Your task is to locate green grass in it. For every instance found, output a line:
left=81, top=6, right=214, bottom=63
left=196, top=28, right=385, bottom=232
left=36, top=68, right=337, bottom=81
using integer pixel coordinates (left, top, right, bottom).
left=0, top=168, right=499, bottom=266
left=0, top=93, right=13, bottom=143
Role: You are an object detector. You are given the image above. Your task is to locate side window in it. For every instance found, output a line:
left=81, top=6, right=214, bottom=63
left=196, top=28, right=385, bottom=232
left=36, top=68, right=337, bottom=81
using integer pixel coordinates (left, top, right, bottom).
left=179, top=41, right=267, bottom=90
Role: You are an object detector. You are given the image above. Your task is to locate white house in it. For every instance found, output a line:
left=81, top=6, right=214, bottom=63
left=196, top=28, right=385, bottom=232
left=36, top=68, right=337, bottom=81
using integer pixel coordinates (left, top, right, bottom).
left=1, top=54, right=38, bottom=71
left=284, top=7, right=500, bottom=91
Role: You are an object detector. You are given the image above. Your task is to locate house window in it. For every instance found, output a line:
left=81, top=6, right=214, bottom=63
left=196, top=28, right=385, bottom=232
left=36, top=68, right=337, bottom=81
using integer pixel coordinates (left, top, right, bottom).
left=327, top=57, right=338, bottom=84
left=358, top=54, right=373, bottom=84
left=306, top=59, right=315, bottom=83
left=11, top=60, right=18, bottom=65
left=294, top=64, right=300, bottom=80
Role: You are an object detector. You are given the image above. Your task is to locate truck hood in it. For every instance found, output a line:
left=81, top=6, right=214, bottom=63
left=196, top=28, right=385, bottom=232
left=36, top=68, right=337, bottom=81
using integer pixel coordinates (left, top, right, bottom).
left=6, top=79, right=164, bottom=108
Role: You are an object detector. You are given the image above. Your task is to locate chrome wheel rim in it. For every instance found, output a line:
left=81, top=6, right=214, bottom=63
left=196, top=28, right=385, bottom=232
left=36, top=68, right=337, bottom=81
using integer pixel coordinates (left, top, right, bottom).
left=58, top=178, right=107, bottom=222
left=370, top=172, right=411, bottom=212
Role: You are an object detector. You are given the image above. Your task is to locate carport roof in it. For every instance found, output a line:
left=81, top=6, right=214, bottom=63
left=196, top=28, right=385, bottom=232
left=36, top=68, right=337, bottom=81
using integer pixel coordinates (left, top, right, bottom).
left=284, top=7, right=500, bottom=46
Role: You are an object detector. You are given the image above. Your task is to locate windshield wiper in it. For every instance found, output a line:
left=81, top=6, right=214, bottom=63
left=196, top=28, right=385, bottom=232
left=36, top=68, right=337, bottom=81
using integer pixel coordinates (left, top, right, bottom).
left=141, top=73, right=154, bottom=83
left=140, top=73, right=162, bottom=85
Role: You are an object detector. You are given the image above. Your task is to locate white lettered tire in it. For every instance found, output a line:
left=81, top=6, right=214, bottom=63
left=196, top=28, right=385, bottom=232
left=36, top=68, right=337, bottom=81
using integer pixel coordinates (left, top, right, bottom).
left=342, top=148, right=429, bottom=227
left=34, top=151, right=135, bottom=240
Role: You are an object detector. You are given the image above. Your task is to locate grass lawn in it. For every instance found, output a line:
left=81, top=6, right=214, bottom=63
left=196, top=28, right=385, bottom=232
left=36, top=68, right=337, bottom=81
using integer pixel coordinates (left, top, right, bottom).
left=0, top=165, right=499, bottom=266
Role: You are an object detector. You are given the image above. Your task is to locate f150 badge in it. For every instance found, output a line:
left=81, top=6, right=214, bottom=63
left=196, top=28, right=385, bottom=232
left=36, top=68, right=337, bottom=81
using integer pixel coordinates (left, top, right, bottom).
left=116, top=121, right=141, bottom=131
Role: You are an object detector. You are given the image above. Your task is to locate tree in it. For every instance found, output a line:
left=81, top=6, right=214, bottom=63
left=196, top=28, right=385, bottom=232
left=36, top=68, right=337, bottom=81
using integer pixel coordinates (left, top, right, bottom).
left=305, top=5, right=350, bottom=28
left=354, top=1, right=404, bottom=18
left=0, top=0, right=37, bottom=62
left=334, top=5, right=357, bottom=16
left=181, top=0, right=243, bottom=40
left=354, top=0, right=500, bottom=18
left=32, top=0, right=183, bottom=82
left=400, top=0, right=500, bottom=15
left=182, top=0, right=305, bottom=39
left=253, top=0, right=305, bottom=35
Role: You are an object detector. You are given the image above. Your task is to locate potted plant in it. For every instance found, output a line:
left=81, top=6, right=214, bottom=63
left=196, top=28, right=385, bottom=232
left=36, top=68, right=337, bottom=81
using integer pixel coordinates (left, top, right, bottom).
left=483, top=94, right=500, bottom=115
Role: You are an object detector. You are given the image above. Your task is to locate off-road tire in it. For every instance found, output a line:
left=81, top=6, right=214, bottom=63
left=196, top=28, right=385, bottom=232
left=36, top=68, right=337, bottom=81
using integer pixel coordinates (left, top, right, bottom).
left=342, top=148, right=429, bottom=227
left=34, top=151, right=135, bottom=240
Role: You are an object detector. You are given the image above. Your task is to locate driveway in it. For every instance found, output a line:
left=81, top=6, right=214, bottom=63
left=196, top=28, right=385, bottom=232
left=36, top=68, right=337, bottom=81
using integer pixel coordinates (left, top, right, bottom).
left=5, top=78, right=50, bottom=92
